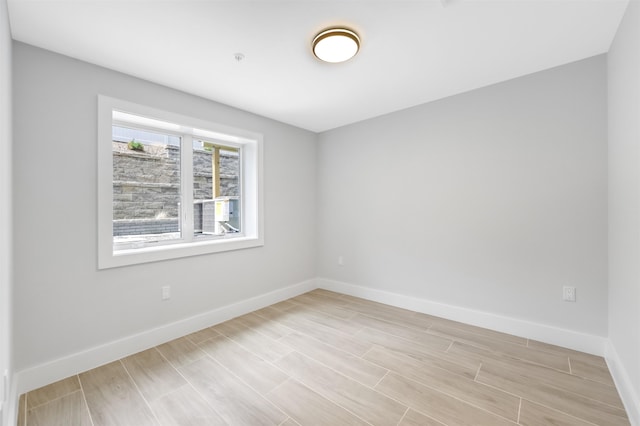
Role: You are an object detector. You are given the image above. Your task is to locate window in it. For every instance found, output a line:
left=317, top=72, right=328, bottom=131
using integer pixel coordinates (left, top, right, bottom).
left=98, top=96, right=263, bottom=269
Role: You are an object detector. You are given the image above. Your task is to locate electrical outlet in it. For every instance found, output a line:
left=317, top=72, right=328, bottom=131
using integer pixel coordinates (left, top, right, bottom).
left=563, top=286, right=576, bottom=302
left=162, top=286, right=171, bottom=301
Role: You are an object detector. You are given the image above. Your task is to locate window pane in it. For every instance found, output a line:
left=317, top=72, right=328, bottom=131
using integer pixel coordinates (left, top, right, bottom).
left=193, top=140, right=241, bottom=237
left=112, top=126, right=181, bottom=248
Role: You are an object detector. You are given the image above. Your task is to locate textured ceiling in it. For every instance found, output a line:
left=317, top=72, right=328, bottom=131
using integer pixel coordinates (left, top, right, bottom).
left=7, top=0, right=629, bottom=132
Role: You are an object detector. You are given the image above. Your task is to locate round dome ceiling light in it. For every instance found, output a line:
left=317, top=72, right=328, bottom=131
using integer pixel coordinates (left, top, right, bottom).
left=312, top=28, right=360, bottom=63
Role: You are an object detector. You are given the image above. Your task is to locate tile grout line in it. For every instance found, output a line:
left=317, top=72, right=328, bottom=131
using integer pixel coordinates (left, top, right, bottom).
left=284, top=299, right=361, bottom=324
left=473, top=363, right=482, bottom=381
left=272, top=376, right=378, bottom=426
left=76, top=374, right=96, bottom=426
left=518, top=398, right=603, bottom=426
left=195, top=349, right=290, bottom=421
left=373, top=370, right=390, bottom=388
left=230, top=314, right=298, bottom=343
left=384, top=370, right=521, bottom=424
left=354, top=324, right=465, bottom=369
left=395, top=407, right=410, bottom=426
left=445, top=340, right=454, bottom=353
left=255, top=297, right=524, bottom=423
left=118, top=358, right=164, bottom=426
left=516, top=397, right=522, bottom=424
left=220, top=323, right=403, bottom=426
left=568, top=357, right=572, bottom=374
left=212, top=323, right=295, bottom=365
left=153, top=344, right=233, bottom=423
left=475, top=365, right=625, bottom=422
left=22, top=388, right=87, bottom=414
left=476, top=368, right=627, bottom=423
left=409, top=406, right=452, bottom=426
left=474, top=358, right=628, bottom=413
left=462, top=344, right=579, bottom=376
left=350, top=310, right=433, bottom=334
left=277, top=416, right=298, bottom=426
left=277, top=318, right=373, bottom=359
left=270, top=348, right=393, bottom=404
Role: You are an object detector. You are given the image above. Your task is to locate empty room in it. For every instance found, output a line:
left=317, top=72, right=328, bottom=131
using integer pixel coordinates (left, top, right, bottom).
left=1, top=0, right=639, bottom=425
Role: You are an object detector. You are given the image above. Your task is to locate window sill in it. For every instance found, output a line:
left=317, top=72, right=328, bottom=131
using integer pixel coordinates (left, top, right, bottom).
left=99, top=235, right=264, bottom=269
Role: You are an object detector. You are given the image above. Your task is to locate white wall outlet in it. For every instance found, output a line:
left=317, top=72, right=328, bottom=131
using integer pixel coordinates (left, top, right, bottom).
left=563, top=286, right=576, bottom=302
left=161, top=285, right=171, bottom=301
left=338, top=256, right=344, bottom=266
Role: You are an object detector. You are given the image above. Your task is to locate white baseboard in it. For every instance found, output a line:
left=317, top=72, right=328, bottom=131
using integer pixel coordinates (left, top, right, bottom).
left=15, top=279, right=316, bottom=395
left=317, top=277, right=606, bottom=356
left=605, top=340, right=640, bottom=426
left=16, top=276, right=637, bottom=426
left=4, top=377, right=18, bottom=426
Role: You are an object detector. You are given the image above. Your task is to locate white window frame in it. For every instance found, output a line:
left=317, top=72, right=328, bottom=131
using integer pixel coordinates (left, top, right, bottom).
left=98, top=95, right=264, bottom=269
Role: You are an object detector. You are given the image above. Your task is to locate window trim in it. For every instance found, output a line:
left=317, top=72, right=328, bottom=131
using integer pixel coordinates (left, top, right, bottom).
left=98, top=95, right=264, bottom=269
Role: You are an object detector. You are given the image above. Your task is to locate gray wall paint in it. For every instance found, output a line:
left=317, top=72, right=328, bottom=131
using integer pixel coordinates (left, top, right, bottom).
left=12, top=42, right=317, bottom=371
left=317, top=56, right=608, bottom=336
left=608, top=0, right=640, bottom=406
left=0, top=0, right=12, bottom=420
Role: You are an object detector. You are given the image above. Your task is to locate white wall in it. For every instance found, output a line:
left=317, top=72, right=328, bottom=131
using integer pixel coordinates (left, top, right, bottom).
left=317, top=56, right=608, bottom=337
left=0, top=0, right=12, bottom=422
left=12, top=42, right=317, bottom=372
left=607, top=0, right=640, bottom=421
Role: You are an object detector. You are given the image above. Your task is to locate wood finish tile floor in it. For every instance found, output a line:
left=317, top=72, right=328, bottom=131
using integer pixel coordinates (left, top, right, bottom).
left=17, top=290, right=630, bottom=426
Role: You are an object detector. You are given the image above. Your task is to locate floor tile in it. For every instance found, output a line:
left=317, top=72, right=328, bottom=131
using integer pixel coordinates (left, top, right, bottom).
left=121, top=348, right=187, bottom=403
left=27, top=376, right=81, bottom=409
left=364, top=345, right=519, bottom=421
left=185, top=326, right=220, bottom=345
left=340, top=298, right=433, bottom=330
left=363, top=340, right=478, bottom=380
left=570, top=356, right=616, bottom=386
left=275, top=351, right=407, bottom=425
left=356, top=327, right=458, bottom=370
left=376, top=372, right=517, bottom=426
left=289, top=293, right=356, bottom=320
left=155, top=336, right=207, bottom=368
left=431, top=317, right=527, bottom=346
left=149, top=384, right=228, bottom=426
left=279, top=332, right=388, bottom=387
left=285, top=303, right=363, bottom=334
left=79, top=361, right=158, bottom=426
left=275, top=314, right=372, bottom=356
left=234, top=312, right=294, bottom=340
left=214, top=318, right=293, bottom=362
left=18, top=393, right=26, bottom=426
left=179, top=356, right=286, bottom=425
left=266, top=379, right=369, bottom=426
left=450, top=341, right=624, bottom=409
left=429, top=323, right=570, bottom=372
left=398, top=409, right=447, bottom=426
left=477, top=360, right=629, bottom=425
left=518, top=399, right=595, bottom=426
left=27, top=390, right=92, bottom=426
left=199, top=334, right=288, bottom=394
left=19, top=290, right=630, bottom=426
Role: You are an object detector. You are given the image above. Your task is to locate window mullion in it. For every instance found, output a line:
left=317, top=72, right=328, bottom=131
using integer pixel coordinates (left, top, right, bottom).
left=181, top=135, right=194, bottom=241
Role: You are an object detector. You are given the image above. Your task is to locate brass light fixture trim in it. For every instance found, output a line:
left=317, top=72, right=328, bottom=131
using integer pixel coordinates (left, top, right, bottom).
left=312, top=28, right=361, bottom=63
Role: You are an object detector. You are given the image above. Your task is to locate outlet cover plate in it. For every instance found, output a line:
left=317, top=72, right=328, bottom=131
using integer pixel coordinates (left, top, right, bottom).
left=563, top=286, right=576, bottom=302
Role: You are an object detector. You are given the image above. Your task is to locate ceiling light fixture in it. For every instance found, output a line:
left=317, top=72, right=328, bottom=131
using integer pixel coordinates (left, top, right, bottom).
left=312, top=28, right=360, bottom=63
